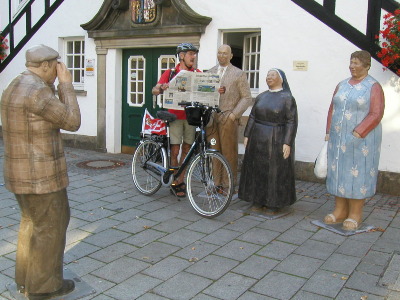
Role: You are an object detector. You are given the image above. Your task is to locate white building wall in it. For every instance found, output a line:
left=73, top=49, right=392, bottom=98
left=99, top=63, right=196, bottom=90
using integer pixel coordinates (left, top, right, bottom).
left=1, top=0, right=399, bottom=172
left=0, top=0, right=103, bottom=137
left=187, top=0, right=400, bottom=173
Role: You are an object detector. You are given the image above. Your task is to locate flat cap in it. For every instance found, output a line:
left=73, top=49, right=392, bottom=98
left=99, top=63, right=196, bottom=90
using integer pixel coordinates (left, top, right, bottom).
left=26, top=44, right=60, bottom=63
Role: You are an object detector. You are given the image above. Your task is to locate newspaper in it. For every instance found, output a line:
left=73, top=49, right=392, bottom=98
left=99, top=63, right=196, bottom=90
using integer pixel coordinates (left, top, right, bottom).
left=163, top=70, right=221, bottom=110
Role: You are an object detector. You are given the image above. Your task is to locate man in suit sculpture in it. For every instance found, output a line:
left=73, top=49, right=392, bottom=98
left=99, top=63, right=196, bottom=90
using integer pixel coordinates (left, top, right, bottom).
left=1, top=44, right=80, bottom=300
left=207, top=44, right=252, bottom=191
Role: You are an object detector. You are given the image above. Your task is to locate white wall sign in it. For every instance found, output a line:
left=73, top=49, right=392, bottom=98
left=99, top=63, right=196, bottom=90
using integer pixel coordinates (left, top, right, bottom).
left=85, top=59, right=95, bottom=76
left=293, top=61, right=308, bottom=71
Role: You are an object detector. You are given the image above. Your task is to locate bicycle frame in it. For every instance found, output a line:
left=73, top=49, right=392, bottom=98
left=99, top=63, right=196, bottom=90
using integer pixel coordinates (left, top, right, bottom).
left=173, top=127, right=205, bottom=180
left=145, top=107, right=215, bottom=186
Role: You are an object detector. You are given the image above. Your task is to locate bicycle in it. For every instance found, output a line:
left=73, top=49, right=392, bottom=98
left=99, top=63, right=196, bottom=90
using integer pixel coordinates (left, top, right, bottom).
left=131, top=101, right=234, bottom=218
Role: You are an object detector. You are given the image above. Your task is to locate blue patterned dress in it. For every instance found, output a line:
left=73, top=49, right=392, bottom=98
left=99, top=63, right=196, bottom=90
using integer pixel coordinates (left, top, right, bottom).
left=326, top=75, right=382, bottom=199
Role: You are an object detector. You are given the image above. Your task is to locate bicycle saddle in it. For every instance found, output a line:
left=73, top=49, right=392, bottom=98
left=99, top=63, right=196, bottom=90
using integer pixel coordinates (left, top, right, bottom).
left=157, top=111, right=177, bottom=123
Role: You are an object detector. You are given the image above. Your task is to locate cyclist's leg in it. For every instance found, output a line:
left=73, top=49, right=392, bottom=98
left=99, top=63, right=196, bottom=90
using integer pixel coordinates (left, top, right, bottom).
left=170, top=144, right=180, bottom=169
left=170, top=144, right=186, bottom=197
left=177, top=121, right=196, bottom=184
left=169, top=120, right=186, bottom=197
left=169, top=119, right=184, bottom=174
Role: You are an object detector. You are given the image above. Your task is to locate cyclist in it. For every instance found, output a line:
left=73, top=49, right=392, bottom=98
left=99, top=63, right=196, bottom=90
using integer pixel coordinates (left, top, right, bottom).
left=151, top=43, right=201, bottom=197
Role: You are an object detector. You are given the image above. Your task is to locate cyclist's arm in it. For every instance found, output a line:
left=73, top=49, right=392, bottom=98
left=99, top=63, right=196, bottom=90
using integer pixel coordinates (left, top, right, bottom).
left=152, top=69, right=172, bottom=95
left=152, top=83, right=169, bottom=95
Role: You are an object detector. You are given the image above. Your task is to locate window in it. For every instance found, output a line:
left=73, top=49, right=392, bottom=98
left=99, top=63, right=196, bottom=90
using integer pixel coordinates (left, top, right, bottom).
left=222, top=30, right=261, bottom=95
left=128, top=55, right=146, bottom=107
left=156, top=55, right=176, bottom=107
left=64, top=39, right=85, bottom=90
left=243, top=33, right=261, bottom=91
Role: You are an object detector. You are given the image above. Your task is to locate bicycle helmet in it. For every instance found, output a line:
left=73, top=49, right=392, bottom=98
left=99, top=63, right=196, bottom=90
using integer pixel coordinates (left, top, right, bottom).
left=176, top=43, right=199, bottom=54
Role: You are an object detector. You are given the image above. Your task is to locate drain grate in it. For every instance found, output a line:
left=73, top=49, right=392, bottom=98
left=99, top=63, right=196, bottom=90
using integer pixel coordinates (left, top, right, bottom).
left=76, top=160, right=126, bottom=170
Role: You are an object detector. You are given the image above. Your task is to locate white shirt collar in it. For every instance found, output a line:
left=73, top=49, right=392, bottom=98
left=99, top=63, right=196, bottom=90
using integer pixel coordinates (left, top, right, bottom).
left=269, top=88, right=283, bottom=93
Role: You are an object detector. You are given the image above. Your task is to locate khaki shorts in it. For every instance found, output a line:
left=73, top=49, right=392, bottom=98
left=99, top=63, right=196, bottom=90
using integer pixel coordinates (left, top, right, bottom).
left=169, top=119, right=196, bottom=145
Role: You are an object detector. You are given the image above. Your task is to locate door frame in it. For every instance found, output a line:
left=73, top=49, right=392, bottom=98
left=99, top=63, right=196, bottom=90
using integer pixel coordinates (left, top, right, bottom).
left=121, top=47, right=176, bottom=153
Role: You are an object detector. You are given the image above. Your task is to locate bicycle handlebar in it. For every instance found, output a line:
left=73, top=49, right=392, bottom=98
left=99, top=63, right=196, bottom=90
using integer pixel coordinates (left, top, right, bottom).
left=178, top=101, right=221, bottom=113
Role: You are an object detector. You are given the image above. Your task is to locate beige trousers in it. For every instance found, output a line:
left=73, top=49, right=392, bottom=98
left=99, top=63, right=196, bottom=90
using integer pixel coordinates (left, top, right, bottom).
left=15, top=189, right=70, bottom=294
left=207, top=115, right=239, bottom=186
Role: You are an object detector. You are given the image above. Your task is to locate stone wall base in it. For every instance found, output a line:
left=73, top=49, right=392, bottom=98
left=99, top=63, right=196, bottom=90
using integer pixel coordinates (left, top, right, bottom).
left=0, top=128, right=98, bottom=152
left=294, top=161, right=400, bottom=196
left=61, top=133, right=99, bottom=151
left=238, top=155, right=400, bottom=196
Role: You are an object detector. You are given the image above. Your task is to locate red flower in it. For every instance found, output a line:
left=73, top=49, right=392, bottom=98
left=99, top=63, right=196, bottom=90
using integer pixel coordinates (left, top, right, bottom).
left=382, top=56, right=390, bottom=67
left=376, top=9, right=400, bottom=75
left=0, top=35, right=8, bottom=60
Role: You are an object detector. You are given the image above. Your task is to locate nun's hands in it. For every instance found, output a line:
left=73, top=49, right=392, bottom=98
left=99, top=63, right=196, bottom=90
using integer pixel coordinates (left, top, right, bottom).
left=283, top=144, right=291, bottom=159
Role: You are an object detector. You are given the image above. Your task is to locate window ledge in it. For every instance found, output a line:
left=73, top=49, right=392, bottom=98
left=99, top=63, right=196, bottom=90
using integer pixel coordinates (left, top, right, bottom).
left=251, top=90, right=259, bottom=98
left=56, top=89, right=87, bottom=97
left=74, top=90, right=87, bottom=96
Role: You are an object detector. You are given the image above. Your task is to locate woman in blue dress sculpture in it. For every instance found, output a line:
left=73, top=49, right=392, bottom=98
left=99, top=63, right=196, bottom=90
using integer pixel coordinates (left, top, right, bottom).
left=324, top=50, right=385, bottom=230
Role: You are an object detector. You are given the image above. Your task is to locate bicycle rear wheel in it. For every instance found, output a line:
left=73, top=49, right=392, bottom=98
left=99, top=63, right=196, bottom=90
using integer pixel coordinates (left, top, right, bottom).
left=186, top=151, right=233, bottom=218
left=132, top=140, right=166, bottom=195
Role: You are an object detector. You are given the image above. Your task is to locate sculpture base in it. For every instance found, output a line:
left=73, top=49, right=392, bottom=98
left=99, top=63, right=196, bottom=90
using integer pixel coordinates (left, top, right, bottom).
left=235, top=202, right=293, bottom=220
left=311, top=219, right=376, bottom=236
left=6, top=268, right=96, bottom=300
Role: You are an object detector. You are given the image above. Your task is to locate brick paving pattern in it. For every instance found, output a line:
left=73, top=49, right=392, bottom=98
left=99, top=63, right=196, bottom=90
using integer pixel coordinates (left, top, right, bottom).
left=0, top=139, right=400, bottom=299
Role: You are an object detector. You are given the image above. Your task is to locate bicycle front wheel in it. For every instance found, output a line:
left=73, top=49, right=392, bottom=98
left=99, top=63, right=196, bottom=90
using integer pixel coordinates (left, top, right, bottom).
left=132, top=140, right=166, bottom=195
left=186, top=152, right=233, bottom=218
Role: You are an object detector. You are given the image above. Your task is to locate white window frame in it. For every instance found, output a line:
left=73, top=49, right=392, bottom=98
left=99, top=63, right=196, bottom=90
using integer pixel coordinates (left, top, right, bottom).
left=62, top=38, right=85, bottom=90
left=127, top=55, right=146, bottom=107
left=243, top=32, right=261, bottom=93
left=156, top=54, right=176, bottom=107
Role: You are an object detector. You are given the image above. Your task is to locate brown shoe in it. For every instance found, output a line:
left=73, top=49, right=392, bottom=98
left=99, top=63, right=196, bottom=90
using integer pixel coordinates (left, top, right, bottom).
left=28, top=279, right=75, bottom=300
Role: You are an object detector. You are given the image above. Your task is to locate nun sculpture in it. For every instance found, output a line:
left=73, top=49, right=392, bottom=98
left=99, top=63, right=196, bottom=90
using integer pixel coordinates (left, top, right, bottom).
left=239, top=68, right=298, bottom=211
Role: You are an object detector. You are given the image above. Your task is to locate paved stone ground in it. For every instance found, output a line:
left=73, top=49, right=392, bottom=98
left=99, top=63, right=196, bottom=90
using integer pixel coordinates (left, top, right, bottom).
left=1, top=139, right=400, bottom=300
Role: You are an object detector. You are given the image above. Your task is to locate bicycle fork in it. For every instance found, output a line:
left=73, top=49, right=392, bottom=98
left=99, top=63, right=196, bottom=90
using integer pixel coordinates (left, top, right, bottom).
left=199, top=153, right=212, bottom=184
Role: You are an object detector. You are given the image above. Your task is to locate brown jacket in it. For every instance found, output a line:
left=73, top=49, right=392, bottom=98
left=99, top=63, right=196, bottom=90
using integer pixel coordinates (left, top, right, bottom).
left=1, top=70, right=81, bottom=194
left=208, top=63, right=252, bottom=119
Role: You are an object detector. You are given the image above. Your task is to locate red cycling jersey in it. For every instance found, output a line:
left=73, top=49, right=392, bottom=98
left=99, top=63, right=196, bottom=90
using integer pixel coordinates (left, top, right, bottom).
left=158, top=64, right=201, bottom=119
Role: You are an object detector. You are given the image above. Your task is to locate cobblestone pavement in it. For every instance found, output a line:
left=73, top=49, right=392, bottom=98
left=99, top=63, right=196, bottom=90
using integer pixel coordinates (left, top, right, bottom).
left=1, top=139, right=400, bottom=300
